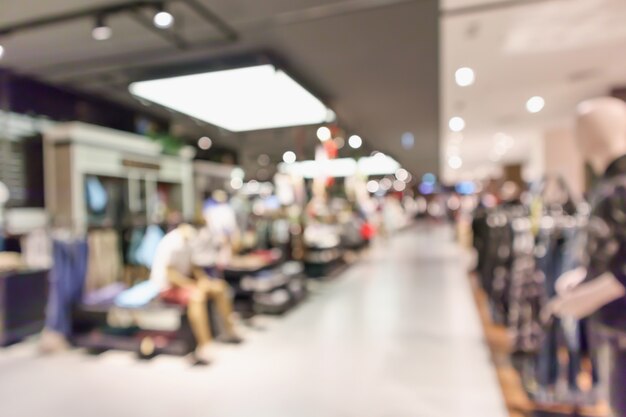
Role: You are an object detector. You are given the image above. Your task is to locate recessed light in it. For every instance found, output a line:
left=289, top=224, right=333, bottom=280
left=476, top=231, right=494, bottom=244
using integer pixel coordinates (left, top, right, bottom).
left=395, top=168, right=409, bottom=182
left=448, top=155, right=463, bottom=169
left=366, top=180, right=379, bottom=193
left=448, top=116, right=465, bottom=132
left=257, top=154, right=270, bottom=166
left=526, top=96, right=545, bottom=113
left=230, top=177, right=243, bottom=190
left=317, top=126, right=331, bottom=142
left=455, top=67, right=475, bottom=87
left=379, top=178, right=392, bottom=190
left=283, top=151, right=296, bottom=164
left=348, top=135, right=362, bottom=149
left=154, top=10, right=174, bottom=29
left=198, top=136, right=212, bottom=150
left=393, top=180, right=406, bottom=192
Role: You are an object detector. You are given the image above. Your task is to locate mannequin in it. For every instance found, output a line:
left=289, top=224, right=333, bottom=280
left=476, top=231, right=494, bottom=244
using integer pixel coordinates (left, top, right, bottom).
left=150, top=223, right=241, bottom=363
left=547, top=97, right=626, bottom=415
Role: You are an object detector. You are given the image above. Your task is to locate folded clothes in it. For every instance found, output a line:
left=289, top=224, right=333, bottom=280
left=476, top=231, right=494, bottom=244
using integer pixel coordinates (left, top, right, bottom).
left=82, top=283, right=127, bottom=306
left=114, top=281, right=159, bottom=309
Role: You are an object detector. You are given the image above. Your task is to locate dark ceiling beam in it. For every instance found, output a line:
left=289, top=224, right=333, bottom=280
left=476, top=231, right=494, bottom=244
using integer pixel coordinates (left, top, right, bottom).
left=441, top=0, right=564, bottom=17
left=24, top=36, right=234, bottom=80
left=0, top=0, right=237, bottom=43
left=0, top=1, right=155, bottom=36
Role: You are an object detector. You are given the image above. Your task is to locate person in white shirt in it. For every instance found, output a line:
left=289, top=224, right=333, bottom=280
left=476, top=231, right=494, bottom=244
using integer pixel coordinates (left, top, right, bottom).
left=150, top=223, right=241, bottom=363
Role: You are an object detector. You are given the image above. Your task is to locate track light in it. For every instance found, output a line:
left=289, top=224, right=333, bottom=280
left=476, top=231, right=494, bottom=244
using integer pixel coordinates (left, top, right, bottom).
left=92, top=15, right=112, bottom=41
left=153, top=3, right=174, bottom=29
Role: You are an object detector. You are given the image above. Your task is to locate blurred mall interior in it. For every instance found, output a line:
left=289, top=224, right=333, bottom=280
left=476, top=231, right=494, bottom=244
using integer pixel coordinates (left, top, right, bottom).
left=1, top=1, right=626, bottom=416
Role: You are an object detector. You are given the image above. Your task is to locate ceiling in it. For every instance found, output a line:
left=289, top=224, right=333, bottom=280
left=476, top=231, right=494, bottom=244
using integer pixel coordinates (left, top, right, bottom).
left=441, top=0, right=626, bottom=181
left=0, top=0, right=440, bottom=176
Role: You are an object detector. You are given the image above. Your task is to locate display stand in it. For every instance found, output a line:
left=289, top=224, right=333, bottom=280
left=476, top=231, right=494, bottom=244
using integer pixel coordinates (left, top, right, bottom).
left=43, top=122, right=195, bottom=229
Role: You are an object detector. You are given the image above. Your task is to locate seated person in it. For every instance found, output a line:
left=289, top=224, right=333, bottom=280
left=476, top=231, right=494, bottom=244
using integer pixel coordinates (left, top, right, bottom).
left=150, top=223, right=241, bottom=363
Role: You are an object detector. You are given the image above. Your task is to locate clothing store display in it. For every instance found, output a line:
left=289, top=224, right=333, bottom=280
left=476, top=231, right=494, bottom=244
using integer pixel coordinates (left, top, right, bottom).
left=21, top=228, right=53, bottom=269
left=0, top=252, right=23, bottom=272
left=583, top=154, right=626, bottom=333
left=45, top=238, right=88, bottom=336
left=84, top=229, right=122, bottom=295
left=85, top=176, right=108, bottom=213
left=134, top=225, right=165, bottom=268
left=472, top=187, right=599, bottom=404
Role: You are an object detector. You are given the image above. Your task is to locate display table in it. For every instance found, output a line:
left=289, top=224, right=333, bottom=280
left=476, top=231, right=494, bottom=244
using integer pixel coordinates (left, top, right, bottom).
left=0, top=269, right=48, bottom=346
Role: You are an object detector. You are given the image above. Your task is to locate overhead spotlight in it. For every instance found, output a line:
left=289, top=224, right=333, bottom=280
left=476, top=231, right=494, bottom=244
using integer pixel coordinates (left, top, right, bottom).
left=153, top=4, right=175, bottom=29
left=526, top=96, right=545, bottom=113
left=317, top=126, right=331, bottom=142
left=348, top=135, right=362, bottom=149
left=257, top=154, right=270, bottom=166
left=283, top=151, right=296, bottom=164
left=198, top=136, right=212, bottom=150
left=230, top=177, right=243, bottom=190
left=448, top=116, right=465, bottom=132
left=366, top=180, right=379, bottom=194
left=92, top=15, right=112, bottom=41
left=448, top=155, right=463, bottom=169
left=393, top=180, right=406, bottom=192
left=395, top=168, right=409, bottom=182
left=455, top=67, right=475, bottom=87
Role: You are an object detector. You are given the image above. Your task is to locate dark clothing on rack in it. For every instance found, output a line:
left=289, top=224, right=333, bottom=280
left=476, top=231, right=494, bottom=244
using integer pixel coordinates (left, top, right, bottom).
left=45, top=239, right=88, bottom=336
left=584, top=154, right=626, bottom=333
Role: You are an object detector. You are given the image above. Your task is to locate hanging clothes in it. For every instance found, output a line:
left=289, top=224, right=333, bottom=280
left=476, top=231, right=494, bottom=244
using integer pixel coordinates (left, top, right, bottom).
left=84, top=229, right=122, bottom=295
left=134, top=224, right=165, bottom=268
left=21, top=228, right=53, bottom=270
left=45, top=238, right=88, bottom=336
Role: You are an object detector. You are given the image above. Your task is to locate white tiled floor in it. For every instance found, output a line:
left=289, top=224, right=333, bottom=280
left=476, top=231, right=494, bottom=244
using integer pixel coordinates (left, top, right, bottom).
left=0, top=224, right=507, bottom=417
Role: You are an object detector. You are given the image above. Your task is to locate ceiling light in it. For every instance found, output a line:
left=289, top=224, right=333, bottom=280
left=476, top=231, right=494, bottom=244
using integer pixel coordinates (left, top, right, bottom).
left=393, top=180, right=406, bottom=192
left=153, top=4, right=174, bottom=29
left=395, top=168, right=409, bottom=182
left=422, top=173, right=436, bottom=184
left=283, top=151, right=296, bottom=164
left=448, top=155, right=463, bottom=169
left=455, top=67, right=475, bottom=87
left=379, top=178, right=392, bottom=191
left=526, top=96, right=545, bottom=113
left=129, top=64, right=334, bottom=132
left=257, top=154, right=270, bottom=166
left=230, top=177, right=243, bottom=190
left=401, top=132, right=415, bottom=149
left=317, top=126, right=331, bottom=142
left=448, top=116, right=465, bottom=132
left=0, top=45, right=4, bottom=59
left=231, top=167, right=245, bottom=179
left=366, top=180, right=379, bottom=193
left=92, top=15, right=112, bottom=41
left=198, top=136, right=212, bottom=150
left=348, top=135, right=362, bottom=149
